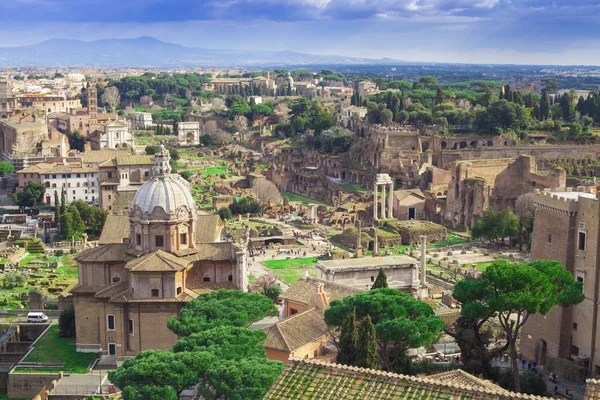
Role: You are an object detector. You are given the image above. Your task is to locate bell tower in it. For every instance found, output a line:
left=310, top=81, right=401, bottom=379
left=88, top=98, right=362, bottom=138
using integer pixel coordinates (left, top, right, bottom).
left=88, top=84, right=98, bottom=126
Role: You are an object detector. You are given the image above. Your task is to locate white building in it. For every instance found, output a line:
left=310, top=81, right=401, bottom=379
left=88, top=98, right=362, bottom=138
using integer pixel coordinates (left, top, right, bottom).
left=129, top=112, right=153, bottom=130
left=177, top=121, right=200, bottom=146
left=20, top=163, right=99, bottom=205
left=90, top=120, right=135, bottom=150
left=341, top=106, right=367, bottom=128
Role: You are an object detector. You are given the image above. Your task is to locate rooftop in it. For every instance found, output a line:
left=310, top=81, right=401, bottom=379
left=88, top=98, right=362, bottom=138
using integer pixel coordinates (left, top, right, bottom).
left=280, top=277, right=360, bottom=306
left=264, top=308, right=328, bottom=352
left=264, top=358, right=550, bottom=400
left=317, top=255, right=417, bottom=272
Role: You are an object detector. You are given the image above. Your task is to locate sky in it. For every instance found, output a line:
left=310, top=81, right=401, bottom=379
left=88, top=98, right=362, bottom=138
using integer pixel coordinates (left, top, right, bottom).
left=1, top=0, right=599, bottom=65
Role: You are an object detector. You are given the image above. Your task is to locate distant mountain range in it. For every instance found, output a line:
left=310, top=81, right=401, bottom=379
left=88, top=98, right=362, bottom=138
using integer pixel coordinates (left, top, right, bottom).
left=0, top=36, right=405, bottom=68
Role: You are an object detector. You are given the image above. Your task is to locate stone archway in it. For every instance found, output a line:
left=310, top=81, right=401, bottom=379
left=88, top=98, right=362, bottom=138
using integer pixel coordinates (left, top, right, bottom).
left=441, top=141, right=447, bottom=150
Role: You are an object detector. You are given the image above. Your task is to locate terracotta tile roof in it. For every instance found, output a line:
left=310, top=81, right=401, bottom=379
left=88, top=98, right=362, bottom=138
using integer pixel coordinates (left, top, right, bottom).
left=264, top=359, right=551, bottom=400
left=98, top=215, right=130, bottom=244
left=116, top=155, right=154, bottom=166
left=427, top=369, right=509, bottom=393
left=125, top=250, right=190, bottom=272
left=264, top=308, right=328, bottom=352
left=195, top=215, right=223, bottom=243
left=95, top=279, right=130, bottom=299
left=280, top=277, right=360, bottom=306
left=75, top=243, right=134, bottom=263
left=82, top=149, right=130, bottom=164
left=180, top=243, right=234, bottom=262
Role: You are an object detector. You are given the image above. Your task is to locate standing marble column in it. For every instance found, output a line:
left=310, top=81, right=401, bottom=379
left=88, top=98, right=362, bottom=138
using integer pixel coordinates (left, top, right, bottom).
left=388, top=183, right=394, bottom=219
left=373, top=183, right=378, bottom=221
left=381, top=184, right=386, bottom=219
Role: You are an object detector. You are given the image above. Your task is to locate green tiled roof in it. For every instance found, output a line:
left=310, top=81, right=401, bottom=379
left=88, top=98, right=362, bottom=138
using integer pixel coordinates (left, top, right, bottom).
left=264, top=359, right=551, bottom=400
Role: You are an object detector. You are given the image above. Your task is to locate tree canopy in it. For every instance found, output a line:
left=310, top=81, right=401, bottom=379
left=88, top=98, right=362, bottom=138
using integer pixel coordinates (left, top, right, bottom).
left=13, top=181, right=45, bottom=210
left=110, top=290, right=283, bottom=400
left=324, top=288, right=444, bottom=372
left=453, top=260, right=584, bottom=392
left=167, top=290, right=278, bottom=336
left=471, top=207, right=519, bottom=244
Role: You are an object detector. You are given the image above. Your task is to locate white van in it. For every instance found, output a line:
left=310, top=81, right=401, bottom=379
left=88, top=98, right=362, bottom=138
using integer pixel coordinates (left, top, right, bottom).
left=27, top=312, right=49, bottom=323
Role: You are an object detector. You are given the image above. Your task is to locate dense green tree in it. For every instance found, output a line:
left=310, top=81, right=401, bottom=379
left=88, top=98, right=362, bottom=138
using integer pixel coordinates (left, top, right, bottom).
left=435, top=87, right=446, bottom=104
left=337, top=310, right=358, bottom=365
left=560, top=93, right=572, bottom=119
left=145, top=145, right=161, bottom=155
left=217, top=207, right=232, bottom=221
left=12, top=181, right=45, bottom=211
left=539, top=90, right=550, bottom=120
left=167, top=290, right=278, bottom=336
left=357, top=315, right=380, bottom=370
left=0, top=162, right=14, bottom=175
left=471, top=207, right=519, bottom=244
left=173, top=326, right=267, bottom=359
left=229, top=197, right=262, bottom=216
left=109, top=350, right=213, bottom=399
left=58, top=306, right=76, bottom=338
left=453, top=260, right=584, bottom=393
left=59, top=211, right=74, bottom=239
left=325, top=289, right=444, bottom=372
left=67, top=130, right=86, bottom=152
left=379, top=109, right=393, bottom=125
left=371, top=268, right=388, bottom=289
left=70, top=200, right=108, bottom=237
left=496, top=369, right=548, bottom=396
left=474, top=100, right=527, bottom=133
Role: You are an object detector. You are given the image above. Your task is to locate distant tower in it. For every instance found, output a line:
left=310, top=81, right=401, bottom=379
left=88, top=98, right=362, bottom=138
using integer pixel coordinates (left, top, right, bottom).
left=88, top=85, right=98, bottom=126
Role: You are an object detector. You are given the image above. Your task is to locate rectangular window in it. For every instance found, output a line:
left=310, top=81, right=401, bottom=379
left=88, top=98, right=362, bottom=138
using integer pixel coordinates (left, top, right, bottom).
left=290, top=308, right=298, bottom=315
left=579, top=231, right=586, bottom=251
left=180, top=233, right=187, bottom=245
left=128, top=319, right=134, bottom=336
left=151, top=288, right=159, bottom=298
left=573, top=322, right=578, bottom=331
left=76, top=173, right=81, bottom=178
left=108, top=172, right=112, bottom=178
left=548, top=234, right=552, bottom=244
left=571, top=345, right=580, bottom=356
left=371, top=276, right=375, bottom=282
left=107, top=315, right=115, bottom=331
left=155, top=235, right=164, bottom=247
left=136, top=234, right=141, bottom=246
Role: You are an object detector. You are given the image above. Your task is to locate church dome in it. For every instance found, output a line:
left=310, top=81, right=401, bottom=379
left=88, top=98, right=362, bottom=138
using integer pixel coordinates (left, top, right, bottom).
left=131, top=146, right=196, bottom=217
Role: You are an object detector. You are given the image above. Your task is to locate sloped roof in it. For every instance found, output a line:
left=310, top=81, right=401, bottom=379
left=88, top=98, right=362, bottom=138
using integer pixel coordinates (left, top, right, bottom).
left=427, top=370, right=508, bottom=393
left=98, top=215, right=130, bottom=244
left=195, top=214, right=222, bottom=243
left=264, top=359, right=550, bottom=400
left=75, top=243, right=134, bottom=263
left=393, top=188, right=426, bottom=201
left=82, top=148, right=130, bottom=164
left=115, top=155, right=154, bottom=166
left=179, top=242, right=233, bottom=262
left=94, top=279, right=130, bottom=299
left=125, top=250, right=190, bottom=272
left=280, top=277, right=360, bottom=306
left=264, top=308, right=328, bottom=352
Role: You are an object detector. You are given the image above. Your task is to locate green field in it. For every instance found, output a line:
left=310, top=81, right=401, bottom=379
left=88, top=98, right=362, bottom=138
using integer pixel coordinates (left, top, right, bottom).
left=282, top=193, right=330, bottom=206
left=18, top=325, right=97, bottom=374
left=203, top=166, right=228, bottom=176
left=263, top=257, right=318, bottom=284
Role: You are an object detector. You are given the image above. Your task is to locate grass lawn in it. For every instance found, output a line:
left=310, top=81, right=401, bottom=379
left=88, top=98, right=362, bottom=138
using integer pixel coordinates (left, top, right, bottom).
left=0, top=395, right=28, bottom=400
left=203, top=166, right=227, bottom=176
left=263, top=257, right=318, bottom=285
left=430, top=233, right=470, bottom=248
left=19, top=325, right=97, bottom=374
left=474, top=261, right=493, bottom=271
left=282, top=193, right=331, bottom=206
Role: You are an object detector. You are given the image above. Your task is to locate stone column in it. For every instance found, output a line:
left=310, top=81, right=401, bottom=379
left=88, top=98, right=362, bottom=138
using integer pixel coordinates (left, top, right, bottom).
left=388, top=183, right=394, bottom=219
left=420, top=235, right=427, bottom=285
left=381, top=184, right=387, bottom=219
left=373, top=183, right=378, bottom=221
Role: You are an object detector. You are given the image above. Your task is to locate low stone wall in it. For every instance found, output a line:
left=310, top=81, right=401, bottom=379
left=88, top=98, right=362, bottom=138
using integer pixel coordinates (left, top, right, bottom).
left=8, top=372, right=61, bottom=399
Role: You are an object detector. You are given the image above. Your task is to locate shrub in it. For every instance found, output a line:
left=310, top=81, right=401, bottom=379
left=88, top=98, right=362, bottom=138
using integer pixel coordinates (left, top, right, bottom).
left=496, top=369, right=547, bottom=396
left=70, top=248, right=77, bottom=254
left=55, top=250, right=64, bottom=257
left=3, top=273, right=26, bottom=288
left=59, top=306, right=76, bottom=338
left=218, top=207, right=233, bottom=221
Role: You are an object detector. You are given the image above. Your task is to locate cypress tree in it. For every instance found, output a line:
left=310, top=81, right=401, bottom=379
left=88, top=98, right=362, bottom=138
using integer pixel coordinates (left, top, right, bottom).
left=337, top=310, right=358, bottom=365
left=540, top=90, right=550, bottom=120
left=357, top=315, right=380, bottom=370
left=60, top=188, right=66, bottom=215
left=54, top=191, right=60, bottom=222
left=371, top=268, right=388, bottom=289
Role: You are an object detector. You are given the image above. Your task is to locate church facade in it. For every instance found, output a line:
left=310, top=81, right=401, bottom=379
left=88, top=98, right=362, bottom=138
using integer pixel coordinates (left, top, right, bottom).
left=70, top=146, right=247, bottom=361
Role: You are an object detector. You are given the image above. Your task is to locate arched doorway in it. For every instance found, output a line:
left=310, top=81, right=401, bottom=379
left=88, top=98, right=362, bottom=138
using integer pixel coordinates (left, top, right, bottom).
left=441, top=141, right=447, bottom=150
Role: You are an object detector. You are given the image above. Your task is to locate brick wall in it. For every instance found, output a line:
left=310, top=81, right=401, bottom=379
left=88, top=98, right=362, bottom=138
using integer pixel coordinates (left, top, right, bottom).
left=7, top=372, right=60, bottom=399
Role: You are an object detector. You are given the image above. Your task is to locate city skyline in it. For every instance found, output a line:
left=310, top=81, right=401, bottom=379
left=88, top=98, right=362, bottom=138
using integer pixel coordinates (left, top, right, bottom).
left=1, top=0, right=599, bottom=66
